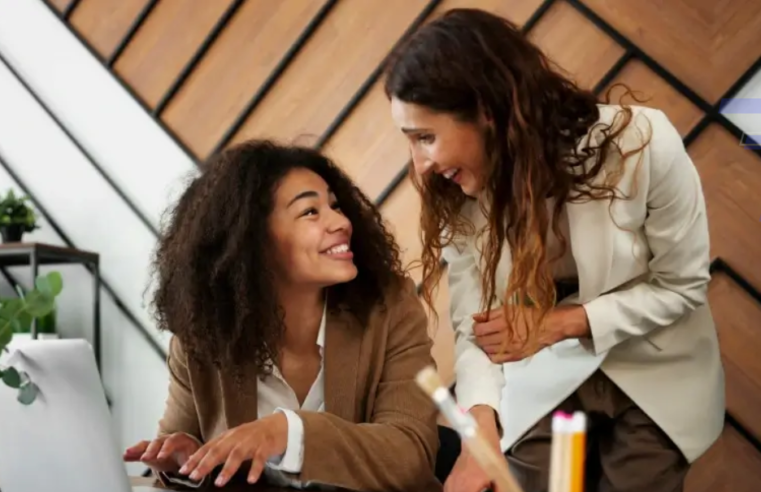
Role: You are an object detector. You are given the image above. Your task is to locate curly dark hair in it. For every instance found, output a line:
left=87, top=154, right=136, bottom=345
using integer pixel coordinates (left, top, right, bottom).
left=384, top=8, right=648, bottom=348
left=150, top=140, right=405, bottom=374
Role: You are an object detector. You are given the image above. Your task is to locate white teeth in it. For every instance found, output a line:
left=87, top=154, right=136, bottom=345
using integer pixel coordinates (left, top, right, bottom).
left=443, top=168, right=459, bottom=179
left=326, top=243, right=349, bottom=255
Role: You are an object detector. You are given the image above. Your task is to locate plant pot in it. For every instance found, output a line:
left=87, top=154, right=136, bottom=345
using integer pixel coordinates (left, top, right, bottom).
left=0, top=224, right=24, bottom=243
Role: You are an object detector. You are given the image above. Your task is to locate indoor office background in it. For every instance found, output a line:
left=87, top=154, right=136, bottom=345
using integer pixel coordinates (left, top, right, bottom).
left=0, top=0, right=759, bottom=488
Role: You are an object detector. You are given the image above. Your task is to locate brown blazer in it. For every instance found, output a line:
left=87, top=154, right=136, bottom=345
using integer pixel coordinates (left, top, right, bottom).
left=157, top=278, right=443, bottom=492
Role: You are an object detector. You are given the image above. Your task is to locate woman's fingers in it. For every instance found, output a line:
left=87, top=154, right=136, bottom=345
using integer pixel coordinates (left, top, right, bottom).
left=215, top=446, right=248, bottom=487
left=475, top=332, right=504, bottom=349
left=183, top=438, right=229, bottom=482
left=472, top=307, right=504, bottom=322
left=141, top=437, right=167, bottom=461
left=247, top=449, right=267, bottom=484
left=123, top=440, right=150, bottom=461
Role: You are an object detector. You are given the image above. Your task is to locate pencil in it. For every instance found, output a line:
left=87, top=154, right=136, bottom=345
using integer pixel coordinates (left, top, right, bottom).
left=548, top=411, right=570, bottom=492
left=569, top=412, right=586, bottom=492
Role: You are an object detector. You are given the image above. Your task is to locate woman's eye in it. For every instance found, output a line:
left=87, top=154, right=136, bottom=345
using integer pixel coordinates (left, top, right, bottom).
left=330, top=202, right=341, bottom=211
left=418, top=134, right=435, bottom=144
left=301, top=207, right=318, bottom=217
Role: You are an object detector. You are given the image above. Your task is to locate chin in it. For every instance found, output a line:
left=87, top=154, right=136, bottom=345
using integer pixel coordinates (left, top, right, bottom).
left=322, top=265, right=359, bottom=286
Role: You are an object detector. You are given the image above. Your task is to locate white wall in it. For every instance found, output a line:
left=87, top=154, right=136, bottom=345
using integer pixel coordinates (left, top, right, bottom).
left=0, top=0, right=198, bottom=476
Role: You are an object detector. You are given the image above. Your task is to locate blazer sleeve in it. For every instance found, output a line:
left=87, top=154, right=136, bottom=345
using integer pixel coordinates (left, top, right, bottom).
left=582, top=109, right=712, bottom=355
left=293, top=278, right=441, bottom=492
left=442, top=236, right=505, bottom=416
left=157, top=336, right=202, bottom=439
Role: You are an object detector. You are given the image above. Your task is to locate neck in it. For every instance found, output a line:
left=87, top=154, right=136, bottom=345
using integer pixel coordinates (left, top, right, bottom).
left=278, top=284, right=324, bottom=355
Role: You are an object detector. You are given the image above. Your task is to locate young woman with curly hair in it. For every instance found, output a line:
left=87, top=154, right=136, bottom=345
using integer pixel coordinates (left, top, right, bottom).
left=123, top=140, right=442, bottom=492
left=384, top=8, right=723, bottom=492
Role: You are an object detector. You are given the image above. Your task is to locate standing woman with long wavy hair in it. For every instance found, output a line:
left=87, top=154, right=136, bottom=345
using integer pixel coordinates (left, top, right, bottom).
left=384, top=8, right=724, bottom=492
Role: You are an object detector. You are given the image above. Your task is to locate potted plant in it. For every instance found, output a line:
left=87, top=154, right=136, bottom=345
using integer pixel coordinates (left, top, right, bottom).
left=0, top=271, right=62, bottom=404
left=0, top=189, right=39, bottom=243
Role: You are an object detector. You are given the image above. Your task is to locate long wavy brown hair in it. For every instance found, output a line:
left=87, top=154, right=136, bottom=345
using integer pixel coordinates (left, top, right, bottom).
left=383, top=8, right=649, bottom=349
left=150, top=140, right=404, bottom=374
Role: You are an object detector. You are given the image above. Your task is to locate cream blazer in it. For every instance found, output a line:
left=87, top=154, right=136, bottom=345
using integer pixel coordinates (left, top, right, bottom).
left=443, top=104, right=725, bottom=463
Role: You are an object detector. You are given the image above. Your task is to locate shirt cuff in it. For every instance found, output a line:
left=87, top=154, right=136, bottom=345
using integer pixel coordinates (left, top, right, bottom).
left=267, top=408, right=304, bottom=473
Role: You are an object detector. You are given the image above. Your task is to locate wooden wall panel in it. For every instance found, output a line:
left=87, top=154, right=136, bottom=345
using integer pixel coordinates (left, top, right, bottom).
left=602, top=59, right=704, bottom=137
left=114, top=0, right=234, bottom=108
left=48, top=0, right=74, bottom=13
left=69, top=0, right=149, bottom=59
left=581, top=0, right=761, bottom=102
left=710, top=273, right=761, bottom=442
left=379, top=177, right=423, bottom=284
left=322, top=80, right=409, bottom=201
left=690, top=125, right=761, bottom=291
left=161, top=1, right=327, bottom=158
left=227, top=0, right=429, bottom=148
left=527, top=0, right=625, bottom=90
left=427, top=266, right=455, bottom=387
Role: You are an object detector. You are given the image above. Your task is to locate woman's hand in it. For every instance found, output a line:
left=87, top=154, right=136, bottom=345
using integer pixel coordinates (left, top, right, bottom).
left=179, top=413, right=289, bottom=487
left=473, top=305, right=590, bottom=363
left=123, top=432, right=201, bottom=474
left=444, top=405, right=503, bottom=492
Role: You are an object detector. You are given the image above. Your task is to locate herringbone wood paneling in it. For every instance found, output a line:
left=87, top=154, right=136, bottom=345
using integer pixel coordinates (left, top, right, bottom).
left=113, top=0, right=234, bottom=108
left=581, top=0, right=761, bottom=102
left=227, top=0, right=430, bottom=150
left=48, top=0, right=75, bottom=12
left=602, top=59, right=704, bottom=137
left=710, top=272, right=761, bottom=443
left=528, top=0, right=624, bottom=90
left=69, top=0, right=149, bottom=59
left=690, top=125, right=761, bottom=292
left=160, top=1, right=327, bottom=158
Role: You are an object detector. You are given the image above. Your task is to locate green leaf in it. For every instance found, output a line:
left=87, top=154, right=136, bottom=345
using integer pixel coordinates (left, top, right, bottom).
left=17, top=381, right=38, bottom=405
left=35, top=275, right=52, bottom=296
left=0, top=298, right=23, bottom=320
left=2, top=366, right=21, bottom=388
left=44, top=272, right=63, bottom=296
left=24, top=290, right=55, bottom=318
left=15, top=311, right=32, bottom=333
left=0, top=324, right=12, bottom=350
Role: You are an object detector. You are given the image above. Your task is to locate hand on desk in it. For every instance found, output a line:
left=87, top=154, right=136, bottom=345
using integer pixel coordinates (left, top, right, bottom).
left=180, top=413, right=289, bottom=488
left=124, top=432, right=200, bottom=473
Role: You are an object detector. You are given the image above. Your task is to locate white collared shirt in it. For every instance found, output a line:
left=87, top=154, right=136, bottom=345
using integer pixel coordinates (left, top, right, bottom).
left=260, top=300, right=327, bottom=488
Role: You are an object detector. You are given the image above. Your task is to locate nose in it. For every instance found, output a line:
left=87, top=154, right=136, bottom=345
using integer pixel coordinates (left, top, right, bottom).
left=411, top=148, right=434, bottom=176
left=326, top=206, right=351, bottom=234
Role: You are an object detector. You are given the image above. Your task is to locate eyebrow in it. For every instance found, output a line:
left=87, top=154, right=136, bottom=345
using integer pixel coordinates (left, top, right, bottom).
left=286, top=189, right=333, bottom=208
left=401, top=127, right=431, bottom=134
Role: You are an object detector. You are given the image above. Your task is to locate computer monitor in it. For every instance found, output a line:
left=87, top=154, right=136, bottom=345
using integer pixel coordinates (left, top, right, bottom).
left=0, top=338, right=161, bottom=492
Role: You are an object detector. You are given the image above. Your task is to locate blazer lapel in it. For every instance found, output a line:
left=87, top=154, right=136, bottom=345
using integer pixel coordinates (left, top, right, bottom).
left=219, top=360, right=259, bottom=428
left=323, top=306, right=362, bottom=422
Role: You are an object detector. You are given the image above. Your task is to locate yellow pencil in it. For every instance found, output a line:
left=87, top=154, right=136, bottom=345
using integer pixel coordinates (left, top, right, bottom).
left=569, top=412, right=587, bottom=492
